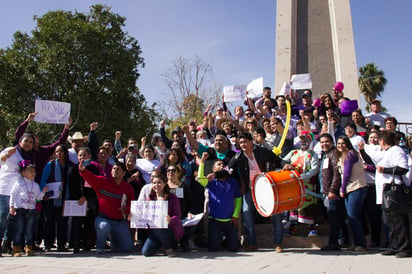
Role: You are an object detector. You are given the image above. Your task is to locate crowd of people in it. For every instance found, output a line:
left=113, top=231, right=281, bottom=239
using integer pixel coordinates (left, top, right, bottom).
left=1, top=82, right=411, bottom=259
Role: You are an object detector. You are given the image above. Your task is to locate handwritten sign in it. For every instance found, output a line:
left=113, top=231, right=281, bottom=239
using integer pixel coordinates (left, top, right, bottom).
left=223, top=85, right=246, bottom=102
left=130, top=200, right=168, bottom=229
left=34, top=100, right=70, bottom=124
left=290, top=74, right=312, bottom=90
left=246, top=77, right=263, bottom=98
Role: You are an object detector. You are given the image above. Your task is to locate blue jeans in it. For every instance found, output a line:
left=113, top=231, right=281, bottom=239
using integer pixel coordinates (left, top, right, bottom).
left=271, top=213, right=283, bottom=245
left=345, top=187, right=367, bottom=247
left=13, top=209, right=35, bottom=246
left=141, top=228, right=173, bottom=256
left=243, top=190, right=283, bottom=246
left=208, top=218, right=239, bottom=251
left=0, top=195, right=10, bottom=242
left=95, top=215, right=133, bottom=252
left=242, top=190, right=257, bottom=245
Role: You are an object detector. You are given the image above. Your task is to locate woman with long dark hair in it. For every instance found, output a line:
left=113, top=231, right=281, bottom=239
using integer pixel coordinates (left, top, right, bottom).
left=141, top=173, right=183, bottom=257
left=336, top=135, right=368, bottom=253
left=40, top=144, right=74, bottom=252
left=0, top=133, right=35, bottom=252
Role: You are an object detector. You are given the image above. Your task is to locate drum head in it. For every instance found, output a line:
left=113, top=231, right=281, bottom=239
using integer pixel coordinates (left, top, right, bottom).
left=252, top=174, right=276, bottom=217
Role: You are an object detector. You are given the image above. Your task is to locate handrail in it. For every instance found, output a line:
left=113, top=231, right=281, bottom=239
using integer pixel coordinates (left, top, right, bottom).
left=397, top=122, right=412, bottom=137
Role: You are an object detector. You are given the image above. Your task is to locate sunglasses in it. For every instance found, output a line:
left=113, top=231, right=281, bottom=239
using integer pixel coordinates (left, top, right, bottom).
left=167, top=169, right=177, bottom=173
left=245, top=113, right=253, bottom=116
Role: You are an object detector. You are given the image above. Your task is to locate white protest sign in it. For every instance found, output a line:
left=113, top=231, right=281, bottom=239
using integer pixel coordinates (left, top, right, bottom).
left=278, top=82, right=291, bottom=96
left=290, top=74, right=312, bottom=90
left=34, top=100, right=71, bottom=124
left=246, top=77, right=263, bottom=98
left=130, top=200, right=168, bottom=229
left=223, top=85, right=246, bottom=102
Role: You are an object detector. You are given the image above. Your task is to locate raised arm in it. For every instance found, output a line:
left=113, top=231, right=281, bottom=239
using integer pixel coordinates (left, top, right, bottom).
left=182, top=124, right=199, bottom=152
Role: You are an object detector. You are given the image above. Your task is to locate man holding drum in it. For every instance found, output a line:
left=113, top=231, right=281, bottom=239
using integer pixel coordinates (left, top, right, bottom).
left=228, top=133, right=282, bottom=252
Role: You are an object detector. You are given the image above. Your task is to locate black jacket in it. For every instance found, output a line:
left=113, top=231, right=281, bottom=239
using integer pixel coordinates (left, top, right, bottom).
left=228, top=146, right=281, bottom=194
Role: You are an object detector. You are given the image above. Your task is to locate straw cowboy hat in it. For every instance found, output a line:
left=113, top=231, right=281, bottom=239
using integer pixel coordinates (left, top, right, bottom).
left=216, top=117, right=232, bottom=129
left=68, top=131, right=88, bottom=143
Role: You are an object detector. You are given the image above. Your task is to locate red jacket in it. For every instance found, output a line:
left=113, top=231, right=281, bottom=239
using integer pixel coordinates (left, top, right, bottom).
left=80, top=169, right=134, bottom=220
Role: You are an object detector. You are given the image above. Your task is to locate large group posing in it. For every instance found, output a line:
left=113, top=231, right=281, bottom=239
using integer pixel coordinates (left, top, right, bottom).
left=1, top=82, right=411, bottom=259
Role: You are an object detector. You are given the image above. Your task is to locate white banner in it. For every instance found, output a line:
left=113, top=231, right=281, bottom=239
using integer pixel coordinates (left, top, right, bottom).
left=246, top=77, right=263, bottom=98
left=223, top=85, right=246, bottom=102
left=34, top=100, right=71, bottom=124
left=290, top=74, right=312, bottom=90
left=130, top=200, right=168, bottom=229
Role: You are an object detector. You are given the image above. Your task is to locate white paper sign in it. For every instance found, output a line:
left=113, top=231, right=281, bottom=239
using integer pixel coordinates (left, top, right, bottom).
left=290, top=74, right=312, bottom=90
left=45, top=182, right=61, bottom=199
left=34, top=100, right=71, bottom=124
left=223, top=85, right=246, bottom=102
left=130, top=200, right=168, bottom=229
left=63, top=200, right=87, bottom=217
left=279, top=82, right=291, bottom=96
left=246, top=77, right=263, bottom=98
left=182, top=213, right=204, bottom=227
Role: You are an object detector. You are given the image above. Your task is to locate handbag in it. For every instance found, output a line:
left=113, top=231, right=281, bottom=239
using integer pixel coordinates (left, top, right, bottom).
left=382, top=171, right=412, bottom=214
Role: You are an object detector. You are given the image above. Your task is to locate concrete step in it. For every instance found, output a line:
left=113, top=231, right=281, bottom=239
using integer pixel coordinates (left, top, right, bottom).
left=255, top=223, right=329, bottom=248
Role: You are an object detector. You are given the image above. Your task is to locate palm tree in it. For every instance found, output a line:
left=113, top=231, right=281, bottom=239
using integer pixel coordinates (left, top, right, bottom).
left=358, top=63, right=387, bottom=111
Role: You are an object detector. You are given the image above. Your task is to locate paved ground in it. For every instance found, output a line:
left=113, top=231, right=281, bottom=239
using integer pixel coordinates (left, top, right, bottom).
left=1, top=247, right=411, bottom=274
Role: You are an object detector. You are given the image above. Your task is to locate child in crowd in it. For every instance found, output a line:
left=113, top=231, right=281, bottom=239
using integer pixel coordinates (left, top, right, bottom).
left=197, top=152, right=241, bottom=252
left=9, top=160, right=48, bottom=256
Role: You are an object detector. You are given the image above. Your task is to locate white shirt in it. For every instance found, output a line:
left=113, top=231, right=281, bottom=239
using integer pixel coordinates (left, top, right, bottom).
left=375, top=145, right=409, bottom=204
left=349, top=135, right=365, bottom=151
left=363, top=144, right=384, bottom=184
left=9, top=177, right=43, bottom=210
left=0, top=148, right=23, bottom=195
left=68, top=148, right=78, bottom=164
left=365, top=112, right=390, bottom=128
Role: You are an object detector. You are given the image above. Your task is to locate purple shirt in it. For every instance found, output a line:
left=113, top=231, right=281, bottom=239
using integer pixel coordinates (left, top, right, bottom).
left=15, top=120, right=69, bottom=182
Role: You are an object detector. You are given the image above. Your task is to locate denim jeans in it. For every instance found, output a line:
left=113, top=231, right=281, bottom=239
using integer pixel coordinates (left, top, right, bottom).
left=345, top=187, right=367, bottom=247
left=13, top=209, right=35, bottom=246
left=141, top=228, right=173, bottom=256
left=208, top=218, right=239, bottom=251
left=271, top=213, right=283, bottom=245
left=326, top=198, right=346, bottom=246
left=243, top=190, right=283, bottom=246
left=242, top=190, right=257, bottom=245
left=0, top=195, right=10, bottom=241
left=95, top=215, right=133, bottom=252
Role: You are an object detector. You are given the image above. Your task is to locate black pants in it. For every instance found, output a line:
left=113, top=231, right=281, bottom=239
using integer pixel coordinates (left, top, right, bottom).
left=44, top=201, right=68, bottom=248
left=384, top=209, right=411, bottom=253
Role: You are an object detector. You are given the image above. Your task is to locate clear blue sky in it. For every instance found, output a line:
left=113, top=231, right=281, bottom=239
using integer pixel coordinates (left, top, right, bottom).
left=1, top=0, right=411, bottom=121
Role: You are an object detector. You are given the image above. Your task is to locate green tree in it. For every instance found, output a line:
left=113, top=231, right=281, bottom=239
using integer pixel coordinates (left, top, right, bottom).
left=358, top=63, right=387, bottom=111
left=0, top=5, right=158, bottom=148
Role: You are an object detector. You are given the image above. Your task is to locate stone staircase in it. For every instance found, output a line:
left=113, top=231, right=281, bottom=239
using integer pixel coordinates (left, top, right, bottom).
left=255, top=223, right=329, bottom=248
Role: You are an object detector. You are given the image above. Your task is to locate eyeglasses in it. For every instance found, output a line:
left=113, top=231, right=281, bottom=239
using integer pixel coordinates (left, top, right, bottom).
left=245, top=113, right=253, bottom=116
left=167, top=169, right=177, bottom=173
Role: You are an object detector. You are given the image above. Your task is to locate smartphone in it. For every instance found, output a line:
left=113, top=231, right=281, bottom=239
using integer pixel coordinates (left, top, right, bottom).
left=45, top=191, right=54, bottom=198
left=83, top=159, right=91, bottom=166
